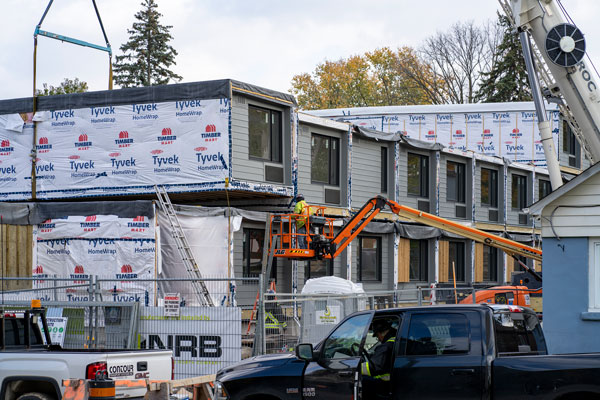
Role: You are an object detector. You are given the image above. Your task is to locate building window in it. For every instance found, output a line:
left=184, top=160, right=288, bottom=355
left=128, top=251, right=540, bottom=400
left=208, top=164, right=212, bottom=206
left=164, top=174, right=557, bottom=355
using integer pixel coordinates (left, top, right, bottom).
left=511, top=174, right=528, bottom=210
left=311, top=134, right=339, bottom=185
left=408, top=153, right=429, bottom=197
left=381, top=147, right=388, bottom=193
left=243, top=229, right=276, bottom=280
left=539, top=179, right=552, bottom=200
left=249, top=105, right=282, bottom=162
left=448, top=241, right=465, bottom=282
left=481, top=168, right=498, bottom=207
left=306, top=259, right=333, bottom=281
left=563, top=121, right=580, bottom=168
left=409, top=239, right=428, bottom=281
left=483, top=245, right=498, bottom=282
left=447, top=161, right=466, bottom=203
left=359, top=236, right=381, bottom=281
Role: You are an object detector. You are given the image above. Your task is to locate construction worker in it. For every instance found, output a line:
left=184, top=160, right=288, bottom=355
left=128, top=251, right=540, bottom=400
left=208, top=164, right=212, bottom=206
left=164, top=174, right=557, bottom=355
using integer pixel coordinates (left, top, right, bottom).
left=294, top=194, right=309, bottom=249
left=264, top=291, right=287, bottom=352
left=361, top=320, right=396, bottom=382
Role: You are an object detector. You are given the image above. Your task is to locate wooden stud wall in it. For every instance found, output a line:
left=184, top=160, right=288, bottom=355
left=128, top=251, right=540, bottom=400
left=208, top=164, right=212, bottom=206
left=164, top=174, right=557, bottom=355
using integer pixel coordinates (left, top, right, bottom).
left=474, top=243, right=483, bottom=283
left=439, top=240, right=449, bottom=282
left=1, top=224, right=33, bottom=291
left=397, top=238, right=410, bottom=283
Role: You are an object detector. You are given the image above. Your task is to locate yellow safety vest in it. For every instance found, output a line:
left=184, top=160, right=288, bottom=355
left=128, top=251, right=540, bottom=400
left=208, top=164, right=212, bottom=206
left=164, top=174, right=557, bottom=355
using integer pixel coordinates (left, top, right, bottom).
left=265, top=312, right=287, bottom=330
left=360, top=337, right=396, bottom=381
left=294, top=200, right=308, bottom=229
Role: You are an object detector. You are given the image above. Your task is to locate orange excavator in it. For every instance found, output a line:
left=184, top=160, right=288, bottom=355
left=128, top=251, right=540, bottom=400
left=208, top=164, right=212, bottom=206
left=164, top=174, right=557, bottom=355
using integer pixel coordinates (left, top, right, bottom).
left=269, top=195, right=543, bottom=310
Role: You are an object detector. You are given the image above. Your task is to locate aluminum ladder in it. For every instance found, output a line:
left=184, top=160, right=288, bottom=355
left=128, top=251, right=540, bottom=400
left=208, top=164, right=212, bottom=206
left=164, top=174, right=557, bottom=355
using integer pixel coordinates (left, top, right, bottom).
left=154, top=185, right=214, bottom=306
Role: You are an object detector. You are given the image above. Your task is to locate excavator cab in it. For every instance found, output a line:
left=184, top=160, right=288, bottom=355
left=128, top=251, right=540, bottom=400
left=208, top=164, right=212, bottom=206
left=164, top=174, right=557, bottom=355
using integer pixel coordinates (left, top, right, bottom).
left=269, top=205, right=336, bottom=260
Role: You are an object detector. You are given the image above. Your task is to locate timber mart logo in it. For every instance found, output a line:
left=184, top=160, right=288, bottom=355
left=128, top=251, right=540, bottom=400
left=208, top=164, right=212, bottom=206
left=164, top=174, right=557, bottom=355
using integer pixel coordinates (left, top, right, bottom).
left=116, top=131, right=134, bottom=148
left=118, top=264, right=137, bottom=280
left=425, top=130, right=436, bottom=140
left=0, top=139, right=14, bottom=155
left=72, top=265, right=88, bottom=284
left=157, top=127, right=176, bottom=145
left=510, top=128, right=523, bottom=138
left=75, top=133, right=92, bottom=150
left=201, top=124, right=221, bottom=142
left=34, top=265, right=48, bottom=282
left=39, top=219, right=56, bottom=233
left=80, top=215, right=100, bottom=232
left=128, top=215, right=150, bottom=232
left=454, top=129, right=465, bottom=138
left=37, top=137, right=52, bottom=153
left=483, top=129, right=493, bottom=139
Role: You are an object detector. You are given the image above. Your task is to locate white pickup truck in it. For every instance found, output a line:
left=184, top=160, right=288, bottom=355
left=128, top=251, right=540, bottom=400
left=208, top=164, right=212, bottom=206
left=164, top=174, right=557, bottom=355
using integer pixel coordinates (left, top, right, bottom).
left=0, top=307, right=173, bottom=400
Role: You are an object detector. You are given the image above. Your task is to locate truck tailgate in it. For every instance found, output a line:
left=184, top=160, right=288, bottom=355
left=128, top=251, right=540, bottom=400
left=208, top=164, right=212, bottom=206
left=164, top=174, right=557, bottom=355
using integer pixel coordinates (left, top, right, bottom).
left=107, top=350, right=172, bottom=398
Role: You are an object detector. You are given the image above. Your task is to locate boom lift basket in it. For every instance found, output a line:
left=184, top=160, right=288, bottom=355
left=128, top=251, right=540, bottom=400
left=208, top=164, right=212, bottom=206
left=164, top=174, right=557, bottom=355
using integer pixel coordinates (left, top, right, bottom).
left=269, top=205, right=336, bottom=260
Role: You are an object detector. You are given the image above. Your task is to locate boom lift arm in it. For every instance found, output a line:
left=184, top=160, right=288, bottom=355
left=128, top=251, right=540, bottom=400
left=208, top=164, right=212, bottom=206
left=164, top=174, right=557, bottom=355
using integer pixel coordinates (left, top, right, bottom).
left=270, top=196, right=542, bottom=267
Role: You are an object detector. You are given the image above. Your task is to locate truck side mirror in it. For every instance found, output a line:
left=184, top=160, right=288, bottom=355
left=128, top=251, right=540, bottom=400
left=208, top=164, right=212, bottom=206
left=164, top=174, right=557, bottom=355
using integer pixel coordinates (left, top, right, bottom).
left=295, top=343, right=314, bottom=362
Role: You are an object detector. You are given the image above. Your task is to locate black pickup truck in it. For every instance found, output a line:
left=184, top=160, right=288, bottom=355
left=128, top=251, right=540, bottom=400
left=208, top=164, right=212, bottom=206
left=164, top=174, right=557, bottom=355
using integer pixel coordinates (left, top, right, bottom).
left=215, top=304, right=600, bottom=400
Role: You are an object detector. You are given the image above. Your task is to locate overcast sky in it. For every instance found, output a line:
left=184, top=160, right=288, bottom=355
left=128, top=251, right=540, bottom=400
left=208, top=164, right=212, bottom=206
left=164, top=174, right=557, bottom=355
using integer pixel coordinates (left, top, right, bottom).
left=2, top=0, right=600, bottom=101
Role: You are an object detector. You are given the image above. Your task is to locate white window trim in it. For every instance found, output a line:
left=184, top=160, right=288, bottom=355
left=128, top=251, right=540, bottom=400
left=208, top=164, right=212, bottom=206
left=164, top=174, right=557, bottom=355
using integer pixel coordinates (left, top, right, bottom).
left=589, top=238, right=600, bottom=312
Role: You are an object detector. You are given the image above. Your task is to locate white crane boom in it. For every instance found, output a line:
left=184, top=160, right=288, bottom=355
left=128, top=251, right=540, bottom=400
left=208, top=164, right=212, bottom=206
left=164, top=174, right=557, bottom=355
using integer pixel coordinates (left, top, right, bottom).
left=505, top=0, right=600, bottom=188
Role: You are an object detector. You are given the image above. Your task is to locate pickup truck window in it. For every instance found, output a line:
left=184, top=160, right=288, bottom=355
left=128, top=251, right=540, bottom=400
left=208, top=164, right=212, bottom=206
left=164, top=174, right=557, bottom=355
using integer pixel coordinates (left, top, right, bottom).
left=322, top=313, right=370, bottom=359
left=494, top=311, right=547, bottom=355
left=406, top=313, right=470, bottom=356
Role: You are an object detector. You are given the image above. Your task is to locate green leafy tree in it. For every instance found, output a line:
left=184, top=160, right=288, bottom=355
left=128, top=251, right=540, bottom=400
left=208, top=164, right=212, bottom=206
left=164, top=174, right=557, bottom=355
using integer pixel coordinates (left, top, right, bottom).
left=290, top=47, right=434, bottom=110
left=475, top=13, right=532, bottom=102
left=113, top=0, right=182, bottom=87
left=35, top=78, right=88, bottom=96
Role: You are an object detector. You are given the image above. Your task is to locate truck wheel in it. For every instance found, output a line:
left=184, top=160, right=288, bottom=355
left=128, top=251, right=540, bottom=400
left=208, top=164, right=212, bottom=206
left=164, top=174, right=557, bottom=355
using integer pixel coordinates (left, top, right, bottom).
left=16, top=393, right=54, bottom=400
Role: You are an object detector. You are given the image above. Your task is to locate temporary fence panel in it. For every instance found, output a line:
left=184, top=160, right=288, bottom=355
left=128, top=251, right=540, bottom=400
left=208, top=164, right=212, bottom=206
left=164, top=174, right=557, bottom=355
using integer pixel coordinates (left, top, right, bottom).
left=138, top=306, right=241, bottom=379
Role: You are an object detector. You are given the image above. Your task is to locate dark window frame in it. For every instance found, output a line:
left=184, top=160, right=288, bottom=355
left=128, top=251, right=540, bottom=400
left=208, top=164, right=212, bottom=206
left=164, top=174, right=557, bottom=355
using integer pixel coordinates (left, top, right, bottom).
left=448, top=241, right=466, bottom=282
left=306, top=258, right=334, bottom=281
left=381, top=147, right=388, bottom=193
left=483, top=245, right=498, bottom=282
left=511, top=174, right=528, bottom=210
left=311, top=133, right=340, bottom=186
left=481, top=168, right=498, bottom=208
left=539, top=179, right=552, bottom=200
left=409, top=239, right=428, bottom=282
left=248, top=104, right=282, bottom=163
left=243, top=228, right=276, bottom=280
left=447, top=161, right=466, bottom=203
left=358, top=236, right=382, bottom=282
left=407, top=152, right=429, bottom=198
left=563, top=121, right=581, bottom=168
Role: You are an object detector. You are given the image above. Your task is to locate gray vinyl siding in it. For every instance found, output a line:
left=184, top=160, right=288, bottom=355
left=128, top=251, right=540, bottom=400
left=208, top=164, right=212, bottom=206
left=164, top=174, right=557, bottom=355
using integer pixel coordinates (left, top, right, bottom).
left=298, top=122, right=348, bottom=206
left=350, top=233, right=394, bottom=291
left=475, top=162, right=503, bottom=224
left=397, top=148, right=431, bottom=210
left=230, top=95, right=292, bottom=184
left=351, top=137, right=389, bottom=207
left=439, top=155, right=472, bottom=221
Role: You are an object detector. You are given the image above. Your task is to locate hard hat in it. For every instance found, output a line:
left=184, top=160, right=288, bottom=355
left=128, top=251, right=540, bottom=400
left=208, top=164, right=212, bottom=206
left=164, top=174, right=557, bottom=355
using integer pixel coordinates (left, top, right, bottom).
left=296, top=193, right=305, bottom=201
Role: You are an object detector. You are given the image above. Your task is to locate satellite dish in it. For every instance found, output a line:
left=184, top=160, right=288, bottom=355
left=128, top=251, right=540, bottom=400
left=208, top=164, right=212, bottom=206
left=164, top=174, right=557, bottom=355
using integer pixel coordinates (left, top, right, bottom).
left=545, top=23, right=586, bottom=67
